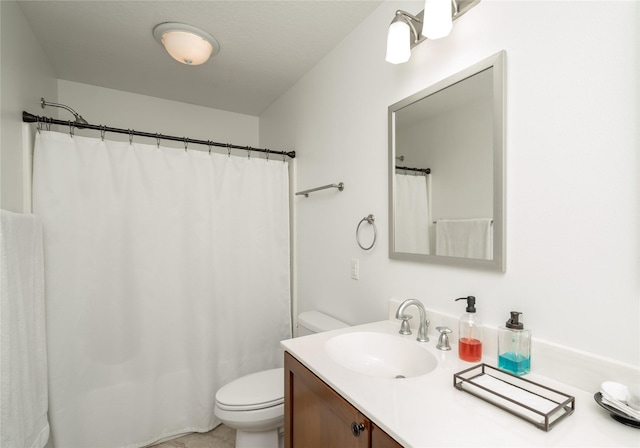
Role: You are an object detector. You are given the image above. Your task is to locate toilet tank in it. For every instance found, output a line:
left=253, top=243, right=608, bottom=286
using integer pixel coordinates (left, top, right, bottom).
left=296, top=311, right=348, bottom=337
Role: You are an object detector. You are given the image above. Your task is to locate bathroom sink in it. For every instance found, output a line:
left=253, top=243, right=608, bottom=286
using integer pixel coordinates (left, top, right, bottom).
left=324, top=332, right=437, bottom=379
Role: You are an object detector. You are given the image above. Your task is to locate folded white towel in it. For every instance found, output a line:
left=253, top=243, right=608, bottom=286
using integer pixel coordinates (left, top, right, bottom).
left=0, top=210, right=50, bottom=448
left=435, top=218, right=493, bottom=259
left=599, top=382, right=640, bottom=420
left=600, top=393, right=640, bottom=420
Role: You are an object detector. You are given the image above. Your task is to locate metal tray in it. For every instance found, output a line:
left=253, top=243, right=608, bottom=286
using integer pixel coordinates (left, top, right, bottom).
left=453, top=363, right=575, bottom=431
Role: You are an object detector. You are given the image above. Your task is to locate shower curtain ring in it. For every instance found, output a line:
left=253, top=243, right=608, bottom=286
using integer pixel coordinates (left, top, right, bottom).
left=208, top=141, right=213, bottom=155
left=69, top=121, right=75, bottom=137
left=247, top=146, right=251, bottom=159
left=184, top=137, right=188, bottom=152
left=227, top=143, right=231, bottom=157
left=46, top=118, right=51, bottom=131
left=156, top=133, right=160, bottom=148
left=266, top=149, right=270, bottom=161
left=129, top=130, right=133, bottom=145
left=36, top=119, right=42, bottom=133
left=100, top=125, right=106, bottom=141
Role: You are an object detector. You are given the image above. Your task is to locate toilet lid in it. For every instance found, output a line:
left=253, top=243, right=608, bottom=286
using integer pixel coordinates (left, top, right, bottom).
left=215, top=368, right=284, bottom=411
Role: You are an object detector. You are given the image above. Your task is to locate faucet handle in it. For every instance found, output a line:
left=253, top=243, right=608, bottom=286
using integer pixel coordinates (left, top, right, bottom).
left=398, top=315, right=412, bottom=335
left=436, top=326, right=452, bottom=351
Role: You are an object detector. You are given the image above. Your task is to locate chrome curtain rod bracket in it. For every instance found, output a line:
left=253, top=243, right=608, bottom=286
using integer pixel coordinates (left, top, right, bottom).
left=41, top=97, right=88, bottom=125
left=22, top=111, right=296, bottom=159
left=295, top=182, right=344, bottom=198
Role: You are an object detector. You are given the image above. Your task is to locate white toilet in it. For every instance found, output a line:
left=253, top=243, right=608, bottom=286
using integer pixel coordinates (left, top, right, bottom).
left=214, top=311, right=348, bottom=448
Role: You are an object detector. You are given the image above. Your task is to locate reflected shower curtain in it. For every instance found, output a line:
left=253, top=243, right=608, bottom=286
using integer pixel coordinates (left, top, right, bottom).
left=395, top=174, right=430, bottom=254
left=32, top=131, right=291, bottom=448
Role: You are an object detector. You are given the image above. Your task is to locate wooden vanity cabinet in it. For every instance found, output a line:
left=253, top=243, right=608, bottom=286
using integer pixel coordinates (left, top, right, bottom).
left=284, top=352, right=403, bottom=448
left=370, top=424, right=405, bottom=448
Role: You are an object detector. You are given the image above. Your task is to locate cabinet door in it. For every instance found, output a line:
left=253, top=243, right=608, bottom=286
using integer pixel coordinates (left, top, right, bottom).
left=371, top=423, right=404, bottom=448
left=285, top=352, right=370, bottom=448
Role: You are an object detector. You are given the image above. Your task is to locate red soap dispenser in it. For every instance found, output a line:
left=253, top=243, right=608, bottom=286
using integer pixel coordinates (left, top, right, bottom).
left=455, top=296, right=483, bottom=362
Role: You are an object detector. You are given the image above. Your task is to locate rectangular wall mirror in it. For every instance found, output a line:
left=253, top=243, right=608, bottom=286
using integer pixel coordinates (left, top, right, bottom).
left=388, top=51, right=505, bottom=271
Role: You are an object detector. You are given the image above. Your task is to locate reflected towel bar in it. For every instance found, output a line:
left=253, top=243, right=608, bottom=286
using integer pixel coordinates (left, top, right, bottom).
left=433, top=219, right=493, bottom=224
left=295, top=182, right=344, bottom=198
left=396, top=166, right=431, bottom=174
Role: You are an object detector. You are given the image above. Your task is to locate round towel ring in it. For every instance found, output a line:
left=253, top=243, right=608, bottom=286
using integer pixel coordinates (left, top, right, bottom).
left=356, top=214, right=377, bottom=251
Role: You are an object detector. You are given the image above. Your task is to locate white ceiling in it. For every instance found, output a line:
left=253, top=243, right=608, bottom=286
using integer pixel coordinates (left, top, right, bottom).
left=18, top=1, right=384, bottom=116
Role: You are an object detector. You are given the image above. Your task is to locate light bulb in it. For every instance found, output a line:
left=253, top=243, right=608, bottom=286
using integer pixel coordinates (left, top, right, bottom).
left=386, top=20, right=411, bottom=64
left=422, top=0, right=453, bottom=40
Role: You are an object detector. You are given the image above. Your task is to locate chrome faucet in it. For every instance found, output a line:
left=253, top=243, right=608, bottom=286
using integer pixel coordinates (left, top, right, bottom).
left=395, top=299, right=429, bottom=342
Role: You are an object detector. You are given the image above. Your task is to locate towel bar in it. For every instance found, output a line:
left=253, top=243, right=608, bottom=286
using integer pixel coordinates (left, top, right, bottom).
left=295, top=182, right=344, bottom=197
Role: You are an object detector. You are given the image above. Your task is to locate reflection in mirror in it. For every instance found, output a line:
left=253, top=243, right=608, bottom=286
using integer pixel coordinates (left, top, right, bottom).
left=389, top=51, right=505, bottom=271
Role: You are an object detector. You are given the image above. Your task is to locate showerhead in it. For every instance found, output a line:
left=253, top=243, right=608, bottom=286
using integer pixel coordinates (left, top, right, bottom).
left=41, top=97, right=89, bottom=126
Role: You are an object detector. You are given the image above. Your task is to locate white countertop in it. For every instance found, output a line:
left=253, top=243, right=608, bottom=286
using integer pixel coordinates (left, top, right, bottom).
left=281, top=320, right=640, bottom=447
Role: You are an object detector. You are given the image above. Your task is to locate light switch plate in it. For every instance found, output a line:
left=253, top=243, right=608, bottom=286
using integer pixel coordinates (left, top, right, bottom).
left=350, top=258, right=359, bottom=280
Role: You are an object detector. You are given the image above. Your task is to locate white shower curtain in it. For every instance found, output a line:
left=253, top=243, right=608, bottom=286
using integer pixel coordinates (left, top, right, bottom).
left=394, top=173, right=430, bottom=254
left=32, top=130, right=291, bottom=448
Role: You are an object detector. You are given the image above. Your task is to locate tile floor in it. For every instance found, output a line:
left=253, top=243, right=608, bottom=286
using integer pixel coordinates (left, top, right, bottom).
left=152, top=425, right=235, bottom=448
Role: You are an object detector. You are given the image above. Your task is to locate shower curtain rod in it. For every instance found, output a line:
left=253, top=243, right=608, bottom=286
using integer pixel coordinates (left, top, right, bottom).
left=396, top=165, right=431, bottom=174
left=22, top=111, right=296, bottom=159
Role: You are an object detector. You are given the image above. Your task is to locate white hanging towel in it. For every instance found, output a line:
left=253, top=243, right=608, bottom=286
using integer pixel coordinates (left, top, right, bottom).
left=435, top=218, right=493, bottom=260
left=0, top=210, right=50, bottom=448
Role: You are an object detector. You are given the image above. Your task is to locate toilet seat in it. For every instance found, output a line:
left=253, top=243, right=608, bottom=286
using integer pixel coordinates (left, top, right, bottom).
left=215, top=368, right=284, bottom=411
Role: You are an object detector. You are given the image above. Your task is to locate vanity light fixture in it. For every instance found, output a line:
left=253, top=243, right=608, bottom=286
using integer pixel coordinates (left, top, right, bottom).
left=153, top=22, right=220, bottom=66
left=385, top=0, right=481, bottom=65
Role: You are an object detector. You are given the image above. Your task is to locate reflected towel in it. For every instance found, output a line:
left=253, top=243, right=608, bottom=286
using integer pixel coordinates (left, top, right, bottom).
left=0, top=210, right=50, bottom=448
left=435, top=218, right=493, bottom=259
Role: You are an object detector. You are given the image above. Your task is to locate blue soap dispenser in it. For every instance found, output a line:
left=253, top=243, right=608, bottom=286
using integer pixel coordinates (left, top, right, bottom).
left=498, top=311, right=531, bottom=376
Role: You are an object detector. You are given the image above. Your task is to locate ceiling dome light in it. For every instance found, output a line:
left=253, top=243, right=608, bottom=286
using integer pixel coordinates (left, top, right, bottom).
left=153, top=22, right=220, bottom=66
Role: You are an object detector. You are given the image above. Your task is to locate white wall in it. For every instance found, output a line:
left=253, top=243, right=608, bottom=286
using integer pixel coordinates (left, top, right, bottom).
left=3, top=0, right=637, bottom=367
left=260, top=1, right=639, bottom=366
left=398, top=100, right=493, bottom=221
left=0, top=1, right=58, bottom=212
left=57, top=80, right=259, bottom=152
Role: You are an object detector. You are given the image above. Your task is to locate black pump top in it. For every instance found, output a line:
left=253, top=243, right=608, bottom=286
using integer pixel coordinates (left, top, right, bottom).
left=506, top=311, right=524, bottom=330
left=455, top=296, right=476, bottom=313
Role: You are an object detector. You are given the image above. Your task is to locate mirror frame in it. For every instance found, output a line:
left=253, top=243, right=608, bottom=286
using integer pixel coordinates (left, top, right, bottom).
left=388, top=51, right=506, bottom=271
